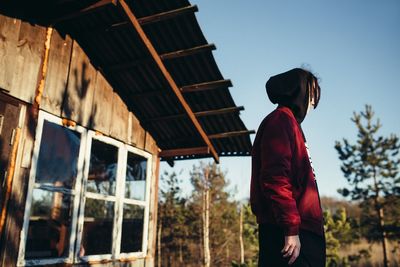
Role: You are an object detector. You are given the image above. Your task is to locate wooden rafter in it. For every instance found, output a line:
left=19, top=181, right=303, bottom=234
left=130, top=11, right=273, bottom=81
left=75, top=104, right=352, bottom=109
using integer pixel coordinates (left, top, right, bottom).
left=180, top=79, right=232, bottom=93
left=194, top=106, right=244, bottom=117
left=79, top=5, right=198, bottom=35
left=160, top=44, right=216, bottom=60
left=118, top=0, right=219, bottom=162
left=208, top=130, right=256, bottom=140
left=157, top=129, right=255, bottom=146
left=52, top=0, right=117, bottom=25
left=106, top=43, right=216, bottom=72
left=131, top=79, right=233, bottom=99
left=145, top=106, right=244, bottom=123
left=159, top=147, right=210, bottom=158
left=138, top=5, right=198, bottom=25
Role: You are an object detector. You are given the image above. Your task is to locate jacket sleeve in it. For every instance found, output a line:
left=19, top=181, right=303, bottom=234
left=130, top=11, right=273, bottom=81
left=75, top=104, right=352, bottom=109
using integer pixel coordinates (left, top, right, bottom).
left=259, top=113, right=300, bottom=235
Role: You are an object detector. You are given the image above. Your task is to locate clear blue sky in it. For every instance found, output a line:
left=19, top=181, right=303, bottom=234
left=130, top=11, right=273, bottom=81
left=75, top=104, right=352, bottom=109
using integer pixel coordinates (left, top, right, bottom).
left=160, top=0, right=400, bottom=200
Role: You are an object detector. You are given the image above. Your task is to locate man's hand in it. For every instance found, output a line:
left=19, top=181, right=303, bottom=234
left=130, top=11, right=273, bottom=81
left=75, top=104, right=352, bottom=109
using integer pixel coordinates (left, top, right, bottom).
left=281, top=235, right=301, bottom=265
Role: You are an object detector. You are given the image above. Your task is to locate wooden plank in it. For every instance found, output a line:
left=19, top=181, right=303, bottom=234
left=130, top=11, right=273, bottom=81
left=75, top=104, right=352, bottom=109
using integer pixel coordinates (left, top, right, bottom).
left=145, top=156, right=160, bottom=267
left=0, top=15, right=21, bottom=94
left=61, top=41, right=96, bottom=127
left=0, top=18, right=46, bottom=103
left=110, top=92, right=129, bottom=143
left=145, top=132, right=158, bottom=155
left=208, top=130, right=255, bottom=139
left=106, top=44, right=215, bottom=72
left=91, top=72, right=113, bottom=134
left=1, top=106, right=29, bottom=267
left=160, top=44, right=216, bottom=60
left=41, top=31, right=73, bottom=116
left=145, top=106, right=244, bottom=123
left=130, top=113, right=146, bottom=150
left=138, top=5, right=198, bottom=25
left=159, top=146, right=210, bottom=158
left=195, top=106, right=244, bottom=117
left=180, top=79, right=232, bottom=93
left=127, top=112, right=139, bottom=146
left=52, top=0, right=117, bottom=25
left=119, top=0, right=219, bottom=163
left=78, top=5, right=198, bottom=36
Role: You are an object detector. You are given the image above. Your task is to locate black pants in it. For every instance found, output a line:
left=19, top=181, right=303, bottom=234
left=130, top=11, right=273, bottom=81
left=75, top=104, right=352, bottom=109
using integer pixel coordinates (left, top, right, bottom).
left=258, top=224, right=326, bottom=267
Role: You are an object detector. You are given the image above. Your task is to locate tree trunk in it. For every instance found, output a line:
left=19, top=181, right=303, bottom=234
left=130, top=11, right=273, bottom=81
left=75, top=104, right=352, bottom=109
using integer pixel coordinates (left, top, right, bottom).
left=239, top=205, right=245, bottom=264
left=372, top=169, right=389, bottom=267
left=179, top=240, right=183, bottom=264
left=377, top=204, right=389, bottom=267
left=203, top=167, right=211, bottom=267
left=157, top=222, right=162, bottom=267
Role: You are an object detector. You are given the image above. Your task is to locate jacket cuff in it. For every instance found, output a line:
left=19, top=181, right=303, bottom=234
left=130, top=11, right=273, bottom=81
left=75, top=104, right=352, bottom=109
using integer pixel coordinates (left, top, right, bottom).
left=283, top=225, right=299, bottom=236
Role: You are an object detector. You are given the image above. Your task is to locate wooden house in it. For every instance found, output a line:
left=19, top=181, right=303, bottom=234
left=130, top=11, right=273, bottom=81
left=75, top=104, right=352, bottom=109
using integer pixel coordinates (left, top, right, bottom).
left=0, top=0, right=253, bottom=266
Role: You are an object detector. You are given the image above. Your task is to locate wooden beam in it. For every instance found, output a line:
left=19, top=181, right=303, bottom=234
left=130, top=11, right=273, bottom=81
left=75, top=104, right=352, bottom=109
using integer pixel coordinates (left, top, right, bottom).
left=52, top=0, right=117, bottom=25
left=160, top=44, right=216, bottom=60
left=132, top=79, right=232, bottom=99
left=208, top=130, right=256, bottom=140
left=159, top=147, right=210, bottom=158
left=119, top=0, right=219, bottom=163
left=79, top=5, right=198, bottom=36
left=138, top=5, right=198, bottom=25
left=145, top=106, right=244, bottom=123
left=106, top=44, right=216, bottom=72
left=180, top=79, right=232, bottom=93
left=195, top=106, right=244, bottom=117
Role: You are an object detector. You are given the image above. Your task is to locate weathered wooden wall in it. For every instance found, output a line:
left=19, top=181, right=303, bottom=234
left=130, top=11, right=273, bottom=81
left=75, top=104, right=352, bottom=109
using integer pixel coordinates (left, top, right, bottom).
left=0, top=17, right=47, bottom=103
left=0, top=14, right=159, bottom=153
left=0, top=14, right=159, bottom=266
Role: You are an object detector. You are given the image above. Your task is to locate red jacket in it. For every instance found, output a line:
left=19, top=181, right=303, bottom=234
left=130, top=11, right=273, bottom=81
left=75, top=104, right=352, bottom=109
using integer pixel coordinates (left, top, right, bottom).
left=250, top=106, right=324, bottom=236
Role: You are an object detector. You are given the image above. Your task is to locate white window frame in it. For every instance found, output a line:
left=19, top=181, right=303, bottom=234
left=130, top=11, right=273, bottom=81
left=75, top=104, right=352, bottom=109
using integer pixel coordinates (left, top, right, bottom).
left=18, top=111, right=153, bottom=266
left=74, top=131, right=125, bottom=263
left=17, top=111, right=88, bottom=266
left=116, top=146, right=152, bottom=260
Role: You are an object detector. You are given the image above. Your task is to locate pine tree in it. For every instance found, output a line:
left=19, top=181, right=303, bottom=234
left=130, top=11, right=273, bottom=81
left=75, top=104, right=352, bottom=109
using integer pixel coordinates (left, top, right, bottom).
left=242, top=203, right=259, bottom=266
left=335, top=105, right=400, bottom=267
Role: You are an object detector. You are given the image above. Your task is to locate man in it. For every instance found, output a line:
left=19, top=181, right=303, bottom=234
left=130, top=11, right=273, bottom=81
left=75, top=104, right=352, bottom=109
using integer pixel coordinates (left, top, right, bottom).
left=250, top=68, right=326, bottom=266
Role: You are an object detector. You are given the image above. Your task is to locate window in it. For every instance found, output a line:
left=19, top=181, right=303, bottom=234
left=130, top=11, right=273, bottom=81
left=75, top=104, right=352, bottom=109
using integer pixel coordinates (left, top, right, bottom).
left=18, top=111, right=152, bottom=266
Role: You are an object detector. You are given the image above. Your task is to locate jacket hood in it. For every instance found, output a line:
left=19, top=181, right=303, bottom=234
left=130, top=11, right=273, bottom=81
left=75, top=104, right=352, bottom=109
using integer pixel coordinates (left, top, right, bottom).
left=265, top=68, right=313, bottom=124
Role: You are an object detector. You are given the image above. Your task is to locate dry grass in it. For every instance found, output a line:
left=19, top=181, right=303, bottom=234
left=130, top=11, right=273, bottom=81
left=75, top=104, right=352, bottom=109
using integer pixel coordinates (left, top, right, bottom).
left=339, top=239, right=400, bottom=267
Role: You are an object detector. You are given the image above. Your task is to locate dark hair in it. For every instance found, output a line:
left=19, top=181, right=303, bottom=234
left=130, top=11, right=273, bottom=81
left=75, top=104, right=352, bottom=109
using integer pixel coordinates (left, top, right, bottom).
left=306, top=74, right=321, bottom=109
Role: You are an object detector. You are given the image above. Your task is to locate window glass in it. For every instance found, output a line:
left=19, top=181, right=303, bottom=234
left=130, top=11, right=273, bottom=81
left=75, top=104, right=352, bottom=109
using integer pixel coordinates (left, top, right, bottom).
left=120, top=204, right=144, bottom=253
left=87, top=139, right=118, bottom=195
left=25, top=189, right=73, bottom=259
left=81, top=198, right=114, bottom=256
left=36, top=120, right=81, bottom=189
left=125, top=152, right=147, bottom=201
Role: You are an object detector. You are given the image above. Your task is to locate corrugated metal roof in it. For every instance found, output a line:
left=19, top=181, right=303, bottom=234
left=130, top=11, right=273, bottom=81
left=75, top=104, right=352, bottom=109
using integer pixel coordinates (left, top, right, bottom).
left=0, top=0, right=254, bottom=161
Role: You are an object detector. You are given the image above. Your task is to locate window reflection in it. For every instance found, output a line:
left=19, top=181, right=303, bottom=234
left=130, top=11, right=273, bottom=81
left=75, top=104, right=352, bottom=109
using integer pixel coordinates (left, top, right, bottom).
left=87, top=140, right=118, bottom=195
left=25, top=189, right=73, bottom=259
left=120, top=204, right=144, bottom=253
left=125, top=153, right=147, bottom=201
left=81, top=198, right=114, bottom=256
left=36, top=121, right=81, bottom=189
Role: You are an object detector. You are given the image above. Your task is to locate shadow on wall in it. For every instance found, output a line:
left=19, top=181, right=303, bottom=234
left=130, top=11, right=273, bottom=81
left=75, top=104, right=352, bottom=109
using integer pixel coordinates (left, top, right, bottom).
left=62, top=61, right=97, bottom=128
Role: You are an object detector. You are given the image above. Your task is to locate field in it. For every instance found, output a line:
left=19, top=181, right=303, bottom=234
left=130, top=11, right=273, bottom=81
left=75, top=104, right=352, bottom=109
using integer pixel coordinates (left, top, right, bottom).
left=339, top=239, right=399, bottom=267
